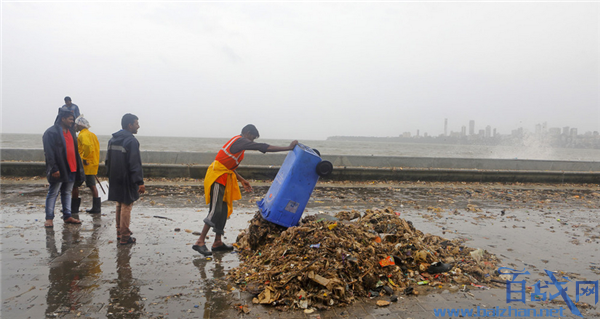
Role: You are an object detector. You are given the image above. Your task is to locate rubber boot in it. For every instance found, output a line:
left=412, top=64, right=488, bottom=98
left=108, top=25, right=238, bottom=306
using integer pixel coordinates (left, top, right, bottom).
left=71, top=197, right=81, bottom=220
left=86, top=197, right=102, bottom=214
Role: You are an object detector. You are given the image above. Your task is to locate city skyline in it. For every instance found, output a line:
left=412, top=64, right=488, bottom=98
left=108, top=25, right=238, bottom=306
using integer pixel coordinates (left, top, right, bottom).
left=400, top=118, right=597, bottom=139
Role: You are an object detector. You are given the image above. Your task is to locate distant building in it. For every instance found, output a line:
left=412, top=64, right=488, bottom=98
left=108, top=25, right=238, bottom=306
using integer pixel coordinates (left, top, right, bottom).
left=444, top=118, right=448, bottom=136
left=563, top=127, right=570, bottom=136
left=469, top=120, right=475, bottom=136
left=549, top=127, right=561, bottom=135
left=461, top=126, right=467, bottom=137
left=485, top=125, right=491, bottom=138
left=512, top=128, right=524, bottom=137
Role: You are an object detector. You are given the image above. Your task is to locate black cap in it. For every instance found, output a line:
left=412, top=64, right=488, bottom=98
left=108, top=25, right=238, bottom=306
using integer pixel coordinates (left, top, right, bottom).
left=64, top=96, right=71, bottom=101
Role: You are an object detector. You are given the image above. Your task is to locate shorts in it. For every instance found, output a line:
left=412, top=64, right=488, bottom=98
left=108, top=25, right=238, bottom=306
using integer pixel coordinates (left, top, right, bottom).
left=75, top=175, right=96, bottom=188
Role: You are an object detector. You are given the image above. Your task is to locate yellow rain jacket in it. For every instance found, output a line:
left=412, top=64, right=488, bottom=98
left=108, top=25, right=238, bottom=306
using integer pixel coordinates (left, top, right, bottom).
left=204, top=160, right=241, bottom=217
left=77, top=128, right=100, bottom=175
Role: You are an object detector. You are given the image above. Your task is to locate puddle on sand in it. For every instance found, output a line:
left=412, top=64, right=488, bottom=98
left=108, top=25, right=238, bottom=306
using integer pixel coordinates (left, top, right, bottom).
left=2, top=183, right=599, bottom=318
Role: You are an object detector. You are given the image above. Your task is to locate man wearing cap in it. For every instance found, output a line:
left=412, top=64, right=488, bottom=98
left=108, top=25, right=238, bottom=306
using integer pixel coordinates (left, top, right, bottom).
left=192, top=124, right=298, bottom=256
left=72, top=115, right=101, bottom=215
left=42, top=109, right=85, bottom=227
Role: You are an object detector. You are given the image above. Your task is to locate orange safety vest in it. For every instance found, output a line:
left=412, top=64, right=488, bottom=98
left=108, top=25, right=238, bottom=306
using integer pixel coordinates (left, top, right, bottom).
left=216, top=135, right=245, bottom=169
left=214, top=135, right=245, bottom=185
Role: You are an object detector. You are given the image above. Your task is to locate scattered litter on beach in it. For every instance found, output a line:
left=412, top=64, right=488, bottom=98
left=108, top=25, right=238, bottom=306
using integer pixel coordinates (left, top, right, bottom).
left=229, top=208, right=503, bottom=310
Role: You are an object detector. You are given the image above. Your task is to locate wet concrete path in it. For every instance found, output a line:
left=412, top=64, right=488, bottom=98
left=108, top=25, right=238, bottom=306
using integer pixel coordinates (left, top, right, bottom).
left=1, top=179, right=599, bottom=318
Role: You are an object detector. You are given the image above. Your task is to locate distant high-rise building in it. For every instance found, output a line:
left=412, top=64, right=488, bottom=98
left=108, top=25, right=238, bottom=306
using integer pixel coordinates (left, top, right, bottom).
left=549, top=128, right=561, bottom=135
left=444, top=118, right=448, bottom=136
left=469, top=120, right=475, bottom=136
left=416, top=129, right=420, bottom=137
left=563, top=127, right=570, bottom=136
left=461, top=126, right=466, bottom=137
left=512, top=127, right=524, bottom=137
left=570, top=128, right=578, bottom=136
left=493, top=128, right=497, bottom=137
left=485, top=125, right=491, bottom=138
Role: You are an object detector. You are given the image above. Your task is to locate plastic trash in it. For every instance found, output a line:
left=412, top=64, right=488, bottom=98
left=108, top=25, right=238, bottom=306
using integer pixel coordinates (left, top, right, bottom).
left=379, top=256, right=395, bottom=267
left=427, top=262, right=453, bottom=274
left=470, top=248, right=485, bottom=262
left=383, top=286, right=394, bottom=295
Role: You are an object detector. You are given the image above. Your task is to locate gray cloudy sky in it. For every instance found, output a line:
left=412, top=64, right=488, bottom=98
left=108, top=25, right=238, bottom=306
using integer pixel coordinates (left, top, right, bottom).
left=2, top=1, right=598, bottom=140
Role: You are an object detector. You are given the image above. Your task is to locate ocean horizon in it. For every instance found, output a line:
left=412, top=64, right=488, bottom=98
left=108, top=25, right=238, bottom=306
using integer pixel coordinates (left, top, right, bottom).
left=2, top=133, right=600, bottom=162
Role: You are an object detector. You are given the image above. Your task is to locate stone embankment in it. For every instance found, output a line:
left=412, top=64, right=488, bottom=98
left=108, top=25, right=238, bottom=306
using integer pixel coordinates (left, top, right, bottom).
left=2, top=148, right=600, bottom=183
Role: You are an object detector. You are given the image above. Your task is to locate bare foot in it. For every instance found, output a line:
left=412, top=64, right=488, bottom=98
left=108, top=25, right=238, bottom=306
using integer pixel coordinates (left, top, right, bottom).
left=64, top=217, right=81, bottom=224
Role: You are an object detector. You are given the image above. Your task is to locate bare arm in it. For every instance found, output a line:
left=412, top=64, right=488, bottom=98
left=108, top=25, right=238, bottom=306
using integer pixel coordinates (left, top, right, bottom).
left=265, top=140, right=298, bottom=152
left=235, top=170, right=253, bottom=192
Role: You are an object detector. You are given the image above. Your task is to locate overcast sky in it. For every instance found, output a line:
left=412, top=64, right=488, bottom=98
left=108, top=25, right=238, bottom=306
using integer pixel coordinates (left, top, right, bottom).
left=2, top=1, right=598, bottom=140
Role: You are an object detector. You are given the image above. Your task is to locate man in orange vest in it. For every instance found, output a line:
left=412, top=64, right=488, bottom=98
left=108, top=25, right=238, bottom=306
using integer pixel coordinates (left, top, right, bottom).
left=193, top=124, right=298, bottom=256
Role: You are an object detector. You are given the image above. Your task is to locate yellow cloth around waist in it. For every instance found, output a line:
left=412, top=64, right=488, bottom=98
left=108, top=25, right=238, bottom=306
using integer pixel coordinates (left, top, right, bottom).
left=204, top=160, right=241, bottom=217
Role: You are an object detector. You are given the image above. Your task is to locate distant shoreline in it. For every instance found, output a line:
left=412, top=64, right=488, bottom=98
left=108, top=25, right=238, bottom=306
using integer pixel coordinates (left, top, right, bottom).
left=326, top=134, right=600, bottom=150
left=4, top=133, right=600, bottom=161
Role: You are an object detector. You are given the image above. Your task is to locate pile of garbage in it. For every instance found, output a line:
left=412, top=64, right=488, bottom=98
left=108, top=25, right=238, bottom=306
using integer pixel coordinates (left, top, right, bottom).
left=228, top=208, right=502, bottom=309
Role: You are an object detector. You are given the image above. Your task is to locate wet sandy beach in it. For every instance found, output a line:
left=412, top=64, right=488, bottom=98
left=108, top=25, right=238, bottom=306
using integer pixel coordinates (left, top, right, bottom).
left=1, top=178, right=599, bottom=318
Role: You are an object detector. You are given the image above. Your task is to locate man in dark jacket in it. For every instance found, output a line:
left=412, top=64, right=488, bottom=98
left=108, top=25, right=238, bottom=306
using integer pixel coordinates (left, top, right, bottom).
left=43, top=109, right=85, bottom=227
left=106, top=113, right=145, bottom=245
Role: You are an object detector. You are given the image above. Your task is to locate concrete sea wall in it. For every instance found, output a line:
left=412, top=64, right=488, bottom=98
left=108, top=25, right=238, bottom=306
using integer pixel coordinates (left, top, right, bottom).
left=2, top=148, right=600, bottom=183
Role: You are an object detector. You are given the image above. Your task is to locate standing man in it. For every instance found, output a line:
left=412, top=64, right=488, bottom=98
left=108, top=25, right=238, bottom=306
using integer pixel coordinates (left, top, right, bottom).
left=54, top=96, right=81, bottom=125
left=106, top=114, right=145, bottom=245
left=61, top=96, right=81, bottom=119
left=192, top=124, right=298, bottom=256
left=72, top=115, right=101, bottom=215
left=43, top=109, right=85, bottom=227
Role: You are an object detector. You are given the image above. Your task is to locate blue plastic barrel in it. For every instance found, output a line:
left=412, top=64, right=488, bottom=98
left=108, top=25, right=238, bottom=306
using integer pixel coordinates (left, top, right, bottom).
left=257, top=144, right=329, bottom=228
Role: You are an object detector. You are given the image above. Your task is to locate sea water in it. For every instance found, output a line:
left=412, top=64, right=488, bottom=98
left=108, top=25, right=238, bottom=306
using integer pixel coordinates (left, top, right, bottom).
left=2, top=133, right=599, bottom=161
